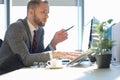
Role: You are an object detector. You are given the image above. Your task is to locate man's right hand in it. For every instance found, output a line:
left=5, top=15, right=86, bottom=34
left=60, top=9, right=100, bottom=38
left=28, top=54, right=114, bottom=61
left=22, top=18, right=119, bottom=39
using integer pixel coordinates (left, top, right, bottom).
left=50, top=29, right=68, bottom=49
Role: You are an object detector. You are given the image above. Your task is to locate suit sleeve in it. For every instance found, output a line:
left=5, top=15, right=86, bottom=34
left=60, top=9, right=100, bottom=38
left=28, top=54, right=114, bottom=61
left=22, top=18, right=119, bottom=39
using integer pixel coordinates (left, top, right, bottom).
left=6, top=22, right=51, bottom=66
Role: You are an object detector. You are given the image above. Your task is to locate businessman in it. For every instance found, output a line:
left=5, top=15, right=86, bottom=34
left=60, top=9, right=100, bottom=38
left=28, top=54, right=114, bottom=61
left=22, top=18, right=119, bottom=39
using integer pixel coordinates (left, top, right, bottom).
left=0, top=0, right=81, bottom=74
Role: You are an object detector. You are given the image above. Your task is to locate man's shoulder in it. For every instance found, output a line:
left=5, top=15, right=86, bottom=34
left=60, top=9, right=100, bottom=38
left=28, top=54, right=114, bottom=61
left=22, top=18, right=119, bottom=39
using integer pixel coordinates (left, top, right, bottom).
left=9, top=18, right=27, bottom=29
left=13, top=18, right=26, bottom=25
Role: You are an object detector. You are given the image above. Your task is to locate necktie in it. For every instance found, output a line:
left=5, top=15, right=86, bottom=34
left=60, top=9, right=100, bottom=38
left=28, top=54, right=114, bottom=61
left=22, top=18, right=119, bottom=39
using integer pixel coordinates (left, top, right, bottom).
left=32, top=30, right=37, bottom=52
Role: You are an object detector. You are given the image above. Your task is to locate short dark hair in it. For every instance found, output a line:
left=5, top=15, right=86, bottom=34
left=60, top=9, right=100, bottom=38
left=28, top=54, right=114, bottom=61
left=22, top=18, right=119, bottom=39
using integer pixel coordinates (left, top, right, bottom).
left=27, top=0, right=48, bottom=11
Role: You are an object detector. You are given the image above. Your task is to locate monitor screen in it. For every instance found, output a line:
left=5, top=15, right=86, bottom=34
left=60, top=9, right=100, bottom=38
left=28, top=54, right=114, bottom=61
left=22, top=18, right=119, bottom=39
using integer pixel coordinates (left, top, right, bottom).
left=82, top=20, right=92, bottom=52
left=82, top=17, right=99, bottom=52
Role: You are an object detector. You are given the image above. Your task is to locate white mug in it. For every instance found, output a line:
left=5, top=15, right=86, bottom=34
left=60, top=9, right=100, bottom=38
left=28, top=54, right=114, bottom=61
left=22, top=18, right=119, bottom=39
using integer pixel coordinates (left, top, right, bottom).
left=47, top=59, right=62, bottom=67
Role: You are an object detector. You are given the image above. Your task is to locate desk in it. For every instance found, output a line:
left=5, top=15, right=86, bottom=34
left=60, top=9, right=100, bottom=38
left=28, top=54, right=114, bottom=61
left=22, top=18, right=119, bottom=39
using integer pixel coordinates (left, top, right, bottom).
left=0, top=61, right=120, bottom=80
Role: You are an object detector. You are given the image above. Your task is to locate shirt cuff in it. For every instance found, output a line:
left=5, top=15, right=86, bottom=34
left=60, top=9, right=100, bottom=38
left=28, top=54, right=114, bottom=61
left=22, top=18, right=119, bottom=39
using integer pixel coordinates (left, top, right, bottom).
left=48, top=44, right=55, bottom=51
left=48, top=51, right=53, bottom=60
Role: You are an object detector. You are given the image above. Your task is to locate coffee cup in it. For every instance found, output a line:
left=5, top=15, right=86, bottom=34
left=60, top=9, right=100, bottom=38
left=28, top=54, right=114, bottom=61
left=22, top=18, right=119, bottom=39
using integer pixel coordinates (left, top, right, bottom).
left=47, top=59, right=62, bottom=67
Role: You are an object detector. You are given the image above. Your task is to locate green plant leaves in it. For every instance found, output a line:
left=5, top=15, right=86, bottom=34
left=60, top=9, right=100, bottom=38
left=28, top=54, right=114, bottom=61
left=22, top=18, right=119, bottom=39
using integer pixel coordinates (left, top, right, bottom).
left=91, top=19, right=116, bottom=55
left=107, top=19, right=113, bottom=24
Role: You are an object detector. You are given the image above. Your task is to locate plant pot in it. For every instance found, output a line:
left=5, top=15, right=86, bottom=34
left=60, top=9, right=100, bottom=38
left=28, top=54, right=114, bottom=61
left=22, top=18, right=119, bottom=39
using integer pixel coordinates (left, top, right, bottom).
left=95, top=54, right=112, bottom=68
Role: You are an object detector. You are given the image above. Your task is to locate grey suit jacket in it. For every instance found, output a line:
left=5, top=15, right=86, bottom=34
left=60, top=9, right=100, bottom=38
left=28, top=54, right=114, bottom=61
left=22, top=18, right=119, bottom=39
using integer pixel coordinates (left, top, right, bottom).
left=0, top=18, right=52, bottom=70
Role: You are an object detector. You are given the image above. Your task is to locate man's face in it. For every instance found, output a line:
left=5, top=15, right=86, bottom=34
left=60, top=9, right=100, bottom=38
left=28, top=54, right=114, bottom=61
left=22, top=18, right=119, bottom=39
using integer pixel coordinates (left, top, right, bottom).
left=33, top=3, right=49, bottom=27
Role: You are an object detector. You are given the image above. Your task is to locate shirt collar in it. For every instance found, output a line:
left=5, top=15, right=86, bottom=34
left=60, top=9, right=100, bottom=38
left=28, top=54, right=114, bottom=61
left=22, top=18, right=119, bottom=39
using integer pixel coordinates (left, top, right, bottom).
left=27, top=20, right=38, bottom=37
left=27, top=20, right=37, bottom=31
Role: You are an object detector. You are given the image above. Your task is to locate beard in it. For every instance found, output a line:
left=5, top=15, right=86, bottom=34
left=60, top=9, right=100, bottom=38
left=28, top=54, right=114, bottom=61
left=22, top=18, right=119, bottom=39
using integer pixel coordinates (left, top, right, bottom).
left=33, top=12, right=45, bottom=27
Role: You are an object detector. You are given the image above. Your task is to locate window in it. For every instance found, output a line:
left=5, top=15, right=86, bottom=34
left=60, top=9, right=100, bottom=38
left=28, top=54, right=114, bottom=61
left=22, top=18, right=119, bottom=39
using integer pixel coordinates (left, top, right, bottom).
left=0, top=0, right=6, bottom=40
left=84, top=0, right=120, bottom=23
left=44, top=6, right=80, bottom=51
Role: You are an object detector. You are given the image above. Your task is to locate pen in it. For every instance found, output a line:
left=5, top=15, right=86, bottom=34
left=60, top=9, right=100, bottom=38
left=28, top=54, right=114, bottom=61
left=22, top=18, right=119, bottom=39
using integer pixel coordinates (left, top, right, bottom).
left=65, top=26, right=74, bottom=31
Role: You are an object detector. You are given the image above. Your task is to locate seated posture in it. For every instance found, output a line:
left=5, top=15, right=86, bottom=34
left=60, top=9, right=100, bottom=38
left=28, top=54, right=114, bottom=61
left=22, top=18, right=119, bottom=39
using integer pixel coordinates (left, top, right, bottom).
left=0, top=0, right=81, bottom=74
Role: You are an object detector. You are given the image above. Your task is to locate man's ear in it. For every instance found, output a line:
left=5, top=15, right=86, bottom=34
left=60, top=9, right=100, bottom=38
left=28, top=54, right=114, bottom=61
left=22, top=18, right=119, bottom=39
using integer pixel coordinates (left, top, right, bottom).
left=29, top=9, right=34, bottom=15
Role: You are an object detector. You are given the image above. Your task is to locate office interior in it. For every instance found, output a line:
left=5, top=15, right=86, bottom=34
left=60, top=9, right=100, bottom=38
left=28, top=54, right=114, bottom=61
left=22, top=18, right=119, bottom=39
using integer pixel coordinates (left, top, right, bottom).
left=1, top=0, right=120, bottom=64
left=0, top=0, right=120, bottom=79
left=1, top=0, right=120, bottom=51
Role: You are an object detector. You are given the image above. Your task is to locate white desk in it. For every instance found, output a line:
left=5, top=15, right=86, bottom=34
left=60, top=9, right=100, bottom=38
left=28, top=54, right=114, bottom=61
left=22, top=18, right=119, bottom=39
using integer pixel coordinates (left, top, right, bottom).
left=0, top=61, right=120, bottom=80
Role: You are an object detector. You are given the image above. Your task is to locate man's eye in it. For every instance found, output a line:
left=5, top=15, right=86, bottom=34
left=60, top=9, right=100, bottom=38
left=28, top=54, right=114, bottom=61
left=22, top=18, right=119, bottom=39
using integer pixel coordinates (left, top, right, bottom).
left=40, top=11, right=45, bottom=13
left=40, top=11, right=44, bottom=13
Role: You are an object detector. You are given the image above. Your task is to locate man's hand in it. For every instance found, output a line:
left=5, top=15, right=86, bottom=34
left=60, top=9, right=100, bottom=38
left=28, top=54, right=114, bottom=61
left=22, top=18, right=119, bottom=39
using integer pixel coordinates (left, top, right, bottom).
left=50, top=29, right=68, bottom=49
left=52, top=51, right=82, bottom=60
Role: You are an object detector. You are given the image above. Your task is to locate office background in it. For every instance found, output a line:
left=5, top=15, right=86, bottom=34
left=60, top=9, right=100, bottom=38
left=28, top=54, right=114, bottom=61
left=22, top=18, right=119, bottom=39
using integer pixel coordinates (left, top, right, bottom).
left=0, top=0, right=120, bottom=51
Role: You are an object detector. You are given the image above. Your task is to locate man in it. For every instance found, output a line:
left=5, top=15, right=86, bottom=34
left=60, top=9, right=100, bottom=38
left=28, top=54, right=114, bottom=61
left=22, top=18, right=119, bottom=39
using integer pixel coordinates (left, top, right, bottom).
left=0, top=0, right=80, bottom=74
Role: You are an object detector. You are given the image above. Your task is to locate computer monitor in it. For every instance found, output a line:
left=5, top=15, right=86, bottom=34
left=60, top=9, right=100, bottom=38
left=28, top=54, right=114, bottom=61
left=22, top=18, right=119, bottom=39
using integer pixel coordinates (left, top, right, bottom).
left=81, top=20, right=91, bottom=52
left=82, top=17, right=99, bottom=52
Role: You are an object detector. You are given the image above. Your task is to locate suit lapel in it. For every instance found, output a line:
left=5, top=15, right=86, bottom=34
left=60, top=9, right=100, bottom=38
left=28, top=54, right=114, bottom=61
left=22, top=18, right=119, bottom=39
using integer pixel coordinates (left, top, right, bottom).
left=21, top=18, right=32, bottom=50
left=36, top=27, right=44, bottom=44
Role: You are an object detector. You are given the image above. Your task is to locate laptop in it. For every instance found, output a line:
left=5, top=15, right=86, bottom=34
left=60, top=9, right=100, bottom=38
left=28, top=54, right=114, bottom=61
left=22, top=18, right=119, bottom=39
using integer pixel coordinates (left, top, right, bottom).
left=62, top=49, right=94, bottom=66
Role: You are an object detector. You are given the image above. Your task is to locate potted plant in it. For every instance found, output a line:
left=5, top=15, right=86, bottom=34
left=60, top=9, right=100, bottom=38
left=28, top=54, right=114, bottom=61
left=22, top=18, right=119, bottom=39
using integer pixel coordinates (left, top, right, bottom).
left=91, top=19, right=116, bottom=68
